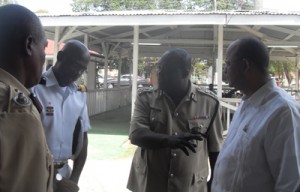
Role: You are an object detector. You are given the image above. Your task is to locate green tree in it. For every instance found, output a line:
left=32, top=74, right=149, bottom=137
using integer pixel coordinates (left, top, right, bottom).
left=269, top=60, right=295, bottom=85
left=71, top=0, right=254, bottom=12
left=0, top=0, right=15, bottom=6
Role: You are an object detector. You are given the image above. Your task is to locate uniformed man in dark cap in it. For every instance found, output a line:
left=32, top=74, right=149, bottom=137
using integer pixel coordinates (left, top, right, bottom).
left=127, top=48, right=223, bottom=192
left=0, top=4, right=53, bottom=192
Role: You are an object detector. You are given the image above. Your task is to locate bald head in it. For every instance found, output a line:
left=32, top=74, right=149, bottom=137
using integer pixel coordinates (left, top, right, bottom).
left=53, top=40, right=90, bottom=87
left=0, top=4, right=47, bottom=88
left=0, top=4, right=44, bottom=63
left=228, top=37, right=269, bottom=74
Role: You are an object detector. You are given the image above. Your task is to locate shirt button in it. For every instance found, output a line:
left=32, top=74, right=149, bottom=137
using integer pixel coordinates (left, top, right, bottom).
left=170, top=173, right=174, bottom=177
left=174, top=132, right=178, bottom=135
left=174, top=112, right=179, bottom=117
left=151, top=117, right=155, bottom=121
left=172, top=153, right=177, bottom=157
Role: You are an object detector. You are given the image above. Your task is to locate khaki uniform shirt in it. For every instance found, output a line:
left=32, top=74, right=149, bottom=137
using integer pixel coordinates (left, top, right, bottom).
left=127, top=84, right=223, bottom=192
left=0, top=68, right=53, bottom=192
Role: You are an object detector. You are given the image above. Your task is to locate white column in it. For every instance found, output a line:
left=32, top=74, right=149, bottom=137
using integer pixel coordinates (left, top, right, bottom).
left=296, top=54, right=300, bottom=98
left=217, top=25, right=224, bottom=98
left=101, top=42, right=109, bottom=89
left=131, top=26, right=139, bottom=116
left=82, top=34, right=89, bottom=86
left=117, top=50, right=122, bottom=88
left=53, top=26, right=60, bottom=64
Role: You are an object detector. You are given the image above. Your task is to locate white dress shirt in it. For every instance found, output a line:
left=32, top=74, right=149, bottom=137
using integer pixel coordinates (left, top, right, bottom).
left=33, top=68, right=91, bottom=162
left=212, top=79, right=300, bottom=192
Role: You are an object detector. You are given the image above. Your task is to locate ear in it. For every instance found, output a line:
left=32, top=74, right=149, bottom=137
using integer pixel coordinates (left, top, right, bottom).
left=25, top=35, right=34, bottom=56
left=242, top=58, right=251, bottom=72
left=57, top=51, right=64, bottom=61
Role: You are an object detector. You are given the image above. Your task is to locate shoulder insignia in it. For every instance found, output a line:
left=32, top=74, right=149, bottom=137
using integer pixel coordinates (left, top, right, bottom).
left=196, top=86, right=219, bottom=101
left=138, top=87, right=155, bottom=95
left=77, top=84, right=87, bottom=92
left=13, top=92, right=32, bottom=107
left=39, top=77, right=46, bottom=85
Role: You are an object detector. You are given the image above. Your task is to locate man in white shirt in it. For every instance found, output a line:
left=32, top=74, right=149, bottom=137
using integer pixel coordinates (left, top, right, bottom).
left=33, top=40, right=91, bottom=192
left=212, top=37, right=300, bottom=192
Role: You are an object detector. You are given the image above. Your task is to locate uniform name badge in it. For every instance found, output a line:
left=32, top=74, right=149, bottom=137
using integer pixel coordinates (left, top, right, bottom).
left=46, top=102, right=54, bottom=116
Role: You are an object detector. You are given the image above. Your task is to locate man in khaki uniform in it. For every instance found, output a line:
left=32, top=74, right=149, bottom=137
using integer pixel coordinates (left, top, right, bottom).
left=127, top=48, right=223, bottom=192
left=0, top=4, right=53, bottom=192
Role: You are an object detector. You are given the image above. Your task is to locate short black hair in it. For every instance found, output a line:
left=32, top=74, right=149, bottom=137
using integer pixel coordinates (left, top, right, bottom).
left=235, top=37, right=269, bottom=73
left=0, top=4, right=44, bottom=58
left=157, top=48, right=192, bottom=78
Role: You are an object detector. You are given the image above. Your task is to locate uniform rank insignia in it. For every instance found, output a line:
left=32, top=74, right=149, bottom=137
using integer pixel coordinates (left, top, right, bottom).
left=46, top=102, right=54, bottom=116
left=13, top=92, right=31, bottom=107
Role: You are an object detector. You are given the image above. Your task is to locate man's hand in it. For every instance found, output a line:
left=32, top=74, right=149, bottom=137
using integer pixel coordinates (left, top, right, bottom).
left=164, top=133, right=203, bottom=156
left=55, top=178, right=79, bottom=192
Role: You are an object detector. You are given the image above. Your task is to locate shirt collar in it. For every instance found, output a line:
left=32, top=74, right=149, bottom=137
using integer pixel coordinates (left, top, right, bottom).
left=242, top=79, right=276, bottom=107
left=42, top=68, right=77, bottom=92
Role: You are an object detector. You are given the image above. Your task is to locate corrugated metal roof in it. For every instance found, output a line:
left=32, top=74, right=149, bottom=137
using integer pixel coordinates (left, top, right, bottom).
left=37, top=10, right=300, bottom=17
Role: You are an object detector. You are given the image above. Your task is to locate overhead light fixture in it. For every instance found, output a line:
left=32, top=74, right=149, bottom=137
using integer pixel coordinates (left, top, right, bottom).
left=267, top=45, right=298, bottom=48
left=131, top=43, right=162, bottom=46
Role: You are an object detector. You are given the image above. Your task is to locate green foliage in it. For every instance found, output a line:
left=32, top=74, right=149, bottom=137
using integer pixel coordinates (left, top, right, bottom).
left=269, top=60, right=295, bottom=85
left=0, top=0, right=14, bottom=6
left=71, top=0, right=255, bottom=12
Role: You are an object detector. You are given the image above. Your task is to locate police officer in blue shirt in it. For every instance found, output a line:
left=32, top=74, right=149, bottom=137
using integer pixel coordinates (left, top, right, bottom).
left=33, top=40, right=91, bottom=192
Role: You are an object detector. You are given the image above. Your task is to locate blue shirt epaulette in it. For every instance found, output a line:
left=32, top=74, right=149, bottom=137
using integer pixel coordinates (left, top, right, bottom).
left=138, top=87, right=155, bottom=95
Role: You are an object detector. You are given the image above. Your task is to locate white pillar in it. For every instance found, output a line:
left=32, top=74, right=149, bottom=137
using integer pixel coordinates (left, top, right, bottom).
left=117, top=50, right=122, bottom=88
left=53, top=26, right=60, bottom=64
left=296, top=54, right=300, bottom=98
left=131, top=26, right=139, bottom=116
left=83, top=34, right=89, bottom=86
left=217, top=25, right=224, bottom=98
left=101, top=42, right=109, bottom=89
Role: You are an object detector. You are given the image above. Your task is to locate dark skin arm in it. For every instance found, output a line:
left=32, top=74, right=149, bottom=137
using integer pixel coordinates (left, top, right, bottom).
left=70, top=132, right=88, bottom=184
left=130, top=128, right=202, bottom=156
left=207, top=152, right=219, bottom=192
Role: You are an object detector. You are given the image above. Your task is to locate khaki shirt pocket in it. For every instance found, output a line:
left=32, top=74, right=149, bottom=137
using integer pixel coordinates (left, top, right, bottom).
left=149, top=108, right=166, bottom=133
left=188, top=119, right=210, bottom=135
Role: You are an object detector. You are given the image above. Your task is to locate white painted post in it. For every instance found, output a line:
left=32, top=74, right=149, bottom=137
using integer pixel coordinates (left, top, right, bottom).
left=101, top=42, right=109, bottom=89
left=296, top=54, right=300, bottom=99
left=83, top=34, right=89, bottom=86
left=131, top=26, right=139, bottom=116
left=53, top=26, right=60, bottom=64
left=217, top=25, right=224, bottom=98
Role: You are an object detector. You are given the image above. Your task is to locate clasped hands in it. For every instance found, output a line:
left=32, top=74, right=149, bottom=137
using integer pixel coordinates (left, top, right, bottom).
left=163, top=133, right=203, bottom=156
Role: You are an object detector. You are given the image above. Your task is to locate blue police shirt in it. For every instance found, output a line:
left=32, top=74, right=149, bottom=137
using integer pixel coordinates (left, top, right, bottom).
left=33, top=68, right=91, bottom=162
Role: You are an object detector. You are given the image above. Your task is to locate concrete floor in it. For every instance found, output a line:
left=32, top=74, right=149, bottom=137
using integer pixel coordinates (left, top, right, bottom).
left=79, top=106, right=135, bottom=192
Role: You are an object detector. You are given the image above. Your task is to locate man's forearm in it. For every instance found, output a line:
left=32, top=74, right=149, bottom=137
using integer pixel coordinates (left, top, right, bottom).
left=130, top=128, right=169, bottom=149
left=70, top=133, right=88, bottom=184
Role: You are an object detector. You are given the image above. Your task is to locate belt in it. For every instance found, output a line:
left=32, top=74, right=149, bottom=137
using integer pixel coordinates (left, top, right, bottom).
left=54, top=161, right=67, bottom=169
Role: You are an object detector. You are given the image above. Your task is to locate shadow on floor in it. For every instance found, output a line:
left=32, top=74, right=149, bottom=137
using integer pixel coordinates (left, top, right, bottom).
left=87, top=105, right=135, bottom=160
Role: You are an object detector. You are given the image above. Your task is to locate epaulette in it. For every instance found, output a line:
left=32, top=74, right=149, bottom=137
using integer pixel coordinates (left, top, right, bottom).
left=138, top=87, right=155, bottom=95
left=39, top=77, right=46, bottom=85
left=77, top=84, right=87, bottom=92
left=196, top=87, right=219, bottom=101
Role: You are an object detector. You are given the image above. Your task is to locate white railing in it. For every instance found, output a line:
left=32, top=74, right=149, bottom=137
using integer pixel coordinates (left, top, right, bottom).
left=220, top=98, right=241, bottom=134
left=86, top=87, right=131, bottom=116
